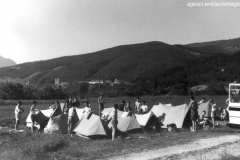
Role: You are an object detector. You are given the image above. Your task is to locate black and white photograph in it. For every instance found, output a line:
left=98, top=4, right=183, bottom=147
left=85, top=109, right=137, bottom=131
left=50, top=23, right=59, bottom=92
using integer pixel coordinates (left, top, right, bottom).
left=1, top=0, right=240, bottom=159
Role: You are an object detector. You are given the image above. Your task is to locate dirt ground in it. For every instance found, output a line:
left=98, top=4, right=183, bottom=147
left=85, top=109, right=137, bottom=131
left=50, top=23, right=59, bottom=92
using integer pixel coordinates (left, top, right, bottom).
left=107, top=135, right=240, bottom=160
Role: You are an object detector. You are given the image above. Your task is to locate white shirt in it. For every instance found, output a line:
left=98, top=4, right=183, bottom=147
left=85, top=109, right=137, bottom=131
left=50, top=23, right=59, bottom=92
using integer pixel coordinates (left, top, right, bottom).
left=135, top=102, right=141, bottom=110
left=83, top=107, right=91, bottom=114
left=141, top=105, right=148, bottom=112
left=68, top=107, right=75, bottom=117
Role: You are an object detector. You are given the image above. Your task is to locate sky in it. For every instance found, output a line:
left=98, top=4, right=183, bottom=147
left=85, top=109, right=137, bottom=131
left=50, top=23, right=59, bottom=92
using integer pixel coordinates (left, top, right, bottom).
left=0, top=0, right=240, bottom=64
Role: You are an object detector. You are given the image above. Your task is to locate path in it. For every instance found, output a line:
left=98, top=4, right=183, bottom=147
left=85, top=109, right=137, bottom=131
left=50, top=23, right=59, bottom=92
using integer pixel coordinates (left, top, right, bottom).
left=107, top=135, right=240, bottom=160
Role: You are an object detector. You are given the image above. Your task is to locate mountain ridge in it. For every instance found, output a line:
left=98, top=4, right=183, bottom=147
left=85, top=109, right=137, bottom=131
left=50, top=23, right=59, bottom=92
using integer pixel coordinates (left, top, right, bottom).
left=0, top=55, right=16, bottom=68
left=0, top=36, right=240, bottom=85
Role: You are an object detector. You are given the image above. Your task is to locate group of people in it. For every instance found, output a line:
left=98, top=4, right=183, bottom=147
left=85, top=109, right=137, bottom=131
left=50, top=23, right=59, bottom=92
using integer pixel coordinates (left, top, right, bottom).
left=100, top=96, right=150, bottom=141
left=14, top=95, right=230, bottom=139
left=189, top=96, right=229, bottom=132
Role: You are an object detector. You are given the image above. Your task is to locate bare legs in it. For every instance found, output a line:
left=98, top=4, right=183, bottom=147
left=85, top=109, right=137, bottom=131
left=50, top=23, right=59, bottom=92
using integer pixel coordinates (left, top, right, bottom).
left=212, top=118, right=215, bottom=129
left=112, top=128, right=116, bottom=141
left=31, top=122, right=34, bottom=132
left=15, top=120, right=20, bottom=130
left=192, top=120, right=197, bottom=132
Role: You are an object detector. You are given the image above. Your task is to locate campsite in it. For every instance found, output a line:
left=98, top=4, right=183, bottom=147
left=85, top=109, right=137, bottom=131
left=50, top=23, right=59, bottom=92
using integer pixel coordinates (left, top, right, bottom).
left=1, top=95, right=240, bottom=160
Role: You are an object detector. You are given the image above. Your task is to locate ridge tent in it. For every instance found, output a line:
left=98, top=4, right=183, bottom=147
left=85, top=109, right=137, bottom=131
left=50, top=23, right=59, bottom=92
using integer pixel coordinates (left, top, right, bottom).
left=41, top=108, right=54, bottom=118
left=110, top=115, right=141, bottom=132
left=108, top=111, right=141, bottom=132
left=159, top=103, right=172, bottom=107
left=75, top=108, right=85, bottom=122
left=70, top=108, right=88, bottom=132
left=198, top=102, right=211, bottom=118
left=44, top=114, right=68, bottom=134
left=74, top=113, right=111, bottom=139
left=135, top=111, right=161, bottom=129
left=51, top=104, right=64, bottom=117
left=26, top=110, right=50, bottom=129
left=102, top=107, right=124, bottom=118
left=102, top=107, right=114, bottom=116
left=151, top=103, right=190, bottom=128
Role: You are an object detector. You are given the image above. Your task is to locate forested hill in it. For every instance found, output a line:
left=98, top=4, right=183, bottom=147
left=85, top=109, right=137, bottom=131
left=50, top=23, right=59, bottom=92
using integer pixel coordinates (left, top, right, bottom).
left=186, top=37, right=240, bottom=53
left=0, top=37, right=240, bottom=90
left=0, top=41, right=199, bottom=84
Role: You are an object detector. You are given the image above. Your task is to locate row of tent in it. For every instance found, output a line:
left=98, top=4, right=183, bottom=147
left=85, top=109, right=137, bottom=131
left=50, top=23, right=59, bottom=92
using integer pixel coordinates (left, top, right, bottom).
left=25, top=102, right=216, bottom=139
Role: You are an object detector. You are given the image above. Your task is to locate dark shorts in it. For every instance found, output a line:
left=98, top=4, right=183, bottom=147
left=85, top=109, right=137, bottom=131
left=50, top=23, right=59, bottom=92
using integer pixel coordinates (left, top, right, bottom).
left=191, top=110, right=198, bottom=121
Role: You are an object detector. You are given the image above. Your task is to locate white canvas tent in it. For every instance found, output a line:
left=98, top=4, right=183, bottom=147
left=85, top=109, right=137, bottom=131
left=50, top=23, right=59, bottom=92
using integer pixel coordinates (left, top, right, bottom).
left=74, top=113, right=111, bottom=138
left=44, top=114, right=68, bottom=134
left=108, top=111, right=141, bottom=132
left=151, top=103, right=190, bottom=128
left=135, top=111, right=161, bottom=128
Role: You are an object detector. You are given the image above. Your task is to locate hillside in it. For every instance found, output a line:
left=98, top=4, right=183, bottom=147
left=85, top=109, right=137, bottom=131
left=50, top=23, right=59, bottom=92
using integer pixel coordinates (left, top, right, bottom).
left=186, top=37, right=240, bottom=53
left=0, top=37, right=240, bottom=88
left=0, top=41, right=199, bottom=84
left=0, top=55, right=16, bottom=68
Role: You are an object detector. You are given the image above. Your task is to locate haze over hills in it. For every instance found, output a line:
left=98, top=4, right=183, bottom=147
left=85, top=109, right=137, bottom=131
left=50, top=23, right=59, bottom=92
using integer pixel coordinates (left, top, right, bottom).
left=0, top=37, right=240, bottom=85
left=0, top=55, right=16, bottom=68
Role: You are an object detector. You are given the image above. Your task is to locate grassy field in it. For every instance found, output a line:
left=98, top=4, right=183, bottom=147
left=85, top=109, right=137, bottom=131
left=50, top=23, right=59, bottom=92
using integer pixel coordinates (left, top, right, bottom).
left=0, top=95, right=236, bottom=160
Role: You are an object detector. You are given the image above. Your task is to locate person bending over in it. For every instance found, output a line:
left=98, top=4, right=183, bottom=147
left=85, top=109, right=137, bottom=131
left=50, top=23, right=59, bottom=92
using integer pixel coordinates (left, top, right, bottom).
left=220, top=109, right=229, bottom=121
left=198, top=111, right=210, bottom=129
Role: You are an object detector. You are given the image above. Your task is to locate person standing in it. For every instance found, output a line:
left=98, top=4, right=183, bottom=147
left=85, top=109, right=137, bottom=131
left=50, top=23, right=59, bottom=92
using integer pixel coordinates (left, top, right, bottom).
left=29, top=101, right=37, bottom=132
left=209, top=99, right=217, bottom=129
left=68, top=105, right=75, bottom=136
left=83, top=102, right=92, bottom=114
left=15, top=101, right=24, bottom=131
left=108, top=104, right=118, bottom=141
left=124, top=101, right=132, bottom=112
left=118, top=100, right=125, bottom=112
left=189, top=96, right=198, bottom=132
left=140, top=101, right=149, bottom=114
left=98, top=95, right=105, bottom=116
left=63, top=100, right=69, bottom=114
left=135, top=97, right=141, bottom=114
